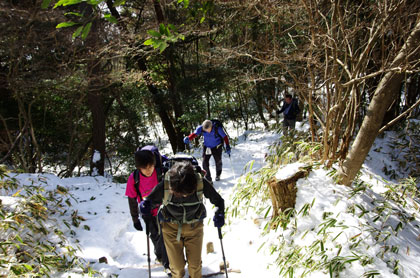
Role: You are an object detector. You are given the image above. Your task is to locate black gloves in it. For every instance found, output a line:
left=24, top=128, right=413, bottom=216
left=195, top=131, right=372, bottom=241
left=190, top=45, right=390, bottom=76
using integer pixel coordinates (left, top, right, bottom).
left=213, top=208, right=225, bottom=228
left=133, top=220, right=143, bottom=231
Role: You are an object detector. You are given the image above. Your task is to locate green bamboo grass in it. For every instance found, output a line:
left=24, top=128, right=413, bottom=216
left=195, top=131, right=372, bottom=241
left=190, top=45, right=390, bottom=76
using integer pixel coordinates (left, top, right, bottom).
left=230, top=139, right=419, bottom=277
left=0, top=166, right=94, bottom=277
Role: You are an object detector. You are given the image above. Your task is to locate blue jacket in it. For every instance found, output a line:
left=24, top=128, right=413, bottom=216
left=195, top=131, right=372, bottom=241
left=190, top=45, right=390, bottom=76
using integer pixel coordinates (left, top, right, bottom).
left=278, top=99, right=300, bottom=120
left=193, top=125, right=227, bottom=148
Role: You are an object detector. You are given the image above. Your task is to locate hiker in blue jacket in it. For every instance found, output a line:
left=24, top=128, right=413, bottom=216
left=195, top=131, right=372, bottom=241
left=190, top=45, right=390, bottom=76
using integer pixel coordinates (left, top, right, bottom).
left=184, top=120, right=231, bottom=182
left=277, top=94, right=300, bottom=136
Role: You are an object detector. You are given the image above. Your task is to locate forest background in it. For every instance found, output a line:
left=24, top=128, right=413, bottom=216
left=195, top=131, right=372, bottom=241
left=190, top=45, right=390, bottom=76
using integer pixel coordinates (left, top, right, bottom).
left=1, top=0, right=420, bottom=185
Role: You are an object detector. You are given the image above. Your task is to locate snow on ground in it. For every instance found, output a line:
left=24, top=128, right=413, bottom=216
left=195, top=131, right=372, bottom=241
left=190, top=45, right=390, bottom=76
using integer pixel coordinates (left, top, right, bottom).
left=2, top=125, right=420, bottom=278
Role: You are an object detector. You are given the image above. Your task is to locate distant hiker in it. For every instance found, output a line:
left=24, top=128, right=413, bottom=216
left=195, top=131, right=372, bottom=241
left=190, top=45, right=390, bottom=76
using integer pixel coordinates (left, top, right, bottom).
left=140, top=161, right=225, bottom=278
left=184, top=119, right=231, bottom=182
left=125, top=148, right=170, bottom=275
left=277, top=94, right=300, bottom=136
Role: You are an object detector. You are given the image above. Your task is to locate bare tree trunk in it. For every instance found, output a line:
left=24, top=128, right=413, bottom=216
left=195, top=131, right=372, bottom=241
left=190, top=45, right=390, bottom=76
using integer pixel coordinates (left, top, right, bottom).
left=254, top=82, right=269, bottom=129
left=27, top=103, right=42, bottom=172
left=85, top=10, right=106, bottom=176
left=150, top=0, right=186, bottom=152
left=236, top=81, right=249, bottom=130
left=16, top=95, right=41, bottom=172
left=381, top=84, right=402, bottom=126
left=136, top=57, right=180, bottom=153
left=88, top=89, right=106, bottom=176
left=59, top=137, right=92, bottom=177
left=338, top=19, right=420, bottom=186
left=166, top=48, right=186, bottom=151
left=406, top=74, right=419, bottom=111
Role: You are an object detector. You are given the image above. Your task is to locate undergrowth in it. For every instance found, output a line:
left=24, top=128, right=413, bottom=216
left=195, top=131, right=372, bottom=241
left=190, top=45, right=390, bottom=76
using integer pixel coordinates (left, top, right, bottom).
left=375, top=119, right=420, bottom=180
left=230, top=134, right=420, bottom=277
left=0, top=166, right=95, bottom=277
left=265, top=131, right=322, bottom=166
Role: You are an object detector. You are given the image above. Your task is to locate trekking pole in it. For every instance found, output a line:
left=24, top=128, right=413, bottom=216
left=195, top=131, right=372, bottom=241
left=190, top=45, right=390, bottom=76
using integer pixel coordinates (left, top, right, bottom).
left=145, top=220, right=151, bottom=278
left=185, top=143, right=191, bottom=154
left=228, top=155, right=236, bottom=180
left=218, top=227, right=228, bottom=278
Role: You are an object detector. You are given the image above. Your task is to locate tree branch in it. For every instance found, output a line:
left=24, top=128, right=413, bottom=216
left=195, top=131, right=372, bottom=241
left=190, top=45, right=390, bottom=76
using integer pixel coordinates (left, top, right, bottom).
left=378, top=97, right=420, bottom=134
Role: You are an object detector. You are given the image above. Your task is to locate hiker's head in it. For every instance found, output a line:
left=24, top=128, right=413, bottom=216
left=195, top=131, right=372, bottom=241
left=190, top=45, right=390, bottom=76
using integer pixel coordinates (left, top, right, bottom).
left=202, top=120, right=212, bottom=133
left=135, top=150, right=156, bottom=177
left=285, top=94, right=293, bottom=104
left=168, top=161, right=197, bottom=197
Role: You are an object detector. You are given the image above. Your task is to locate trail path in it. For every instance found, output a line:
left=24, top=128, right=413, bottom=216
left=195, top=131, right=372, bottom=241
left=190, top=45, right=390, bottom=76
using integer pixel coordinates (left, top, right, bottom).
left=56, top=130, right=280, bottom=278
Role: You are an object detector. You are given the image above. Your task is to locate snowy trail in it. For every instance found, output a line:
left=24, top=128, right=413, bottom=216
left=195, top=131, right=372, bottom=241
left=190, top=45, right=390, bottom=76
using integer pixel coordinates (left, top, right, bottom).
left=53, top=130, right=281, bottom=278
left=10, top=126, right=420, bottom=278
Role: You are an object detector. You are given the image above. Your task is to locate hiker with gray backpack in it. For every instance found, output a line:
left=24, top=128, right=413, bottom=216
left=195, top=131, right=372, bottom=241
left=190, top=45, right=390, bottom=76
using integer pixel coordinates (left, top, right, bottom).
left=125, top=146, right=171, bottom=276
left=139, top=159, right=225, bottom=278
left=184, top=119, right=231, bottom=182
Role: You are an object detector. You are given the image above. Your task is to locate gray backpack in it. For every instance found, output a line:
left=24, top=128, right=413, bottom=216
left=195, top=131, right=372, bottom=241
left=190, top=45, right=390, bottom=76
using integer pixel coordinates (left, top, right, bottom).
left=158, top=170, right=206, bottom=241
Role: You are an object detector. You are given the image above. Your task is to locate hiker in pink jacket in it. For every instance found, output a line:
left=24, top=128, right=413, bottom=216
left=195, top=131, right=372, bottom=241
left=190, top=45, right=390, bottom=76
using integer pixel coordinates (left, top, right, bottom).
left=125, top=148, right=170, bottom=275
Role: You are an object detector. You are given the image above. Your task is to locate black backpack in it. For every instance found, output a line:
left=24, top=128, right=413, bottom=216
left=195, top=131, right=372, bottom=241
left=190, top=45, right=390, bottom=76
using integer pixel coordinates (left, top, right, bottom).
left=132, top=145, right=167, bottom=200
left=210, top=119, right=229, bottom=141
left=162, top=153, right=202, bottom=174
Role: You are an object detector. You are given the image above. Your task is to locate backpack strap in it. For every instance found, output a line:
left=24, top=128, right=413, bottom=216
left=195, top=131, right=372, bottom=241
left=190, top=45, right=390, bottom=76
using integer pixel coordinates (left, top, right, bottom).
left=211, top=120, right=222, bottom=141
left=163, top=172, right=172, bottom=206
left=133, top=160, right=163, bottom=202
left=156, top=166, right=163, bottom=183
left=195, top=172, right=203, bottom=202
left=133, top=169, right=143, bottom=202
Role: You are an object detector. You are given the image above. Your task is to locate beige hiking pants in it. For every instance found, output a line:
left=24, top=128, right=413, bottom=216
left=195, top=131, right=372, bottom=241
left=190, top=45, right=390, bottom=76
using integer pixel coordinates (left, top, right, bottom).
left=161, top=221, right=204, bottom=278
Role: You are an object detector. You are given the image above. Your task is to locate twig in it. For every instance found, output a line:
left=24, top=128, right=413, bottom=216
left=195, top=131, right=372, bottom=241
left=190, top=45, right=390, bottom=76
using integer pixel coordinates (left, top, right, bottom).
left=378, top=97, right=420, bottom=134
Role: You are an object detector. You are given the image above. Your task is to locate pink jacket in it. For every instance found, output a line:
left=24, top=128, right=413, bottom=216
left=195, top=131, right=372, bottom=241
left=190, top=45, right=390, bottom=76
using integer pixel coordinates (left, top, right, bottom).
left=125, top=169, right=159, bottom=216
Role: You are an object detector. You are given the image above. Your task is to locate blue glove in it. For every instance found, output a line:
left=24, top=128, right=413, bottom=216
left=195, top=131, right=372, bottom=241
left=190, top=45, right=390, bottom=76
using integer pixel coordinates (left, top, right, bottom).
left=184, top=137, right=190, bottom=145
left=139, top=200, right=151, bottom=216
left=225, top=145, right=231, bottom=156
left=213, top=212, right=225, bottom=228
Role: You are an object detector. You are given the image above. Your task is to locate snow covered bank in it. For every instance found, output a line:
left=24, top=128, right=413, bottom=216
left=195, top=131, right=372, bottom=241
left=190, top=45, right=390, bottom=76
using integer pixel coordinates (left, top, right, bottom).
left=1, top=128, right=419, bottom=278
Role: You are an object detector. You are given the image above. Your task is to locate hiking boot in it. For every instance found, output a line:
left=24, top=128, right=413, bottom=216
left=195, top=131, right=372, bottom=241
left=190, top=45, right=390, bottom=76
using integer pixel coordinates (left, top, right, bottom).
left=215, top=176, right=220, bottom=181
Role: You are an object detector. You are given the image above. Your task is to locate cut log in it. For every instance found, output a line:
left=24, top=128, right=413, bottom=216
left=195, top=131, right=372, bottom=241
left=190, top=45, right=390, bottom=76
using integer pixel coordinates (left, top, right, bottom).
left=267, top=167, right=311, bottom=220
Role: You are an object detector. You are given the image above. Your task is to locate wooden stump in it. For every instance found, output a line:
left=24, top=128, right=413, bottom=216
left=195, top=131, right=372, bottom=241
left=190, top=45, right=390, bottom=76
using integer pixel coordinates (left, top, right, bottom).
left=206, top=242, right=214, bottom=254
left=267, top=167, right=311, bottom=219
